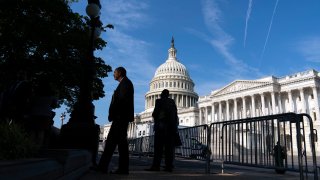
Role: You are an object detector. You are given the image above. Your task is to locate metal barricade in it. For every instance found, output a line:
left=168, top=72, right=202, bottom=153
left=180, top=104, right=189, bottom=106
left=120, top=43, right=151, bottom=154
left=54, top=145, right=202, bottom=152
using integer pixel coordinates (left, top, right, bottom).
left=208, top=113, right=318, bottom=179
left=128, top=135, right=154, bottom=156
left=129, top=125, right=210, bottom=160
left=175, top=125, right=209, bottom=160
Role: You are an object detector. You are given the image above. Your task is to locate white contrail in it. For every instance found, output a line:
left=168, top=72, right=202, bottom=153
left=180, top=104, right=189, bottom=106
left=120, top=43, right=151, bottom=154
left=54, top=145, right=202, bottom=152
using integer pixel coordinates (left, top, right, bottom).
left=244, top=0, right=253, bottom=47
left=260, top=0, right=279, bottom=61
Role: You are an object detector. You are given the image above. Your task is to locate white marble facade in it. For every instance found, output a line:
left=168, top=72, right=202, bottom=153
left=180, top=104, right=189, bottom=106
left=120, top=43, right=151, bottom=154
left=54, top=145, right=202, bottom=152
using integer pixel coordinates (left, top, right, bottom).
left=198, top=70, right=320, bottom=127
left=197, top=70, right=320, bottom=154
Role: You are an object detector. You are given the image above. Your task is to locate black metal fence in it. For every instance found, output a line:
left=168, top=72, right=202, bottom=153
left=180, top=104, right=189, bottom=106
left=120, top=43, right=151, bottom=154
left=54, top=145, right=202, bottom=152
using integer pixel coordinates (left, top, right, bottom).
left=128, top=113, right=318, bottom=179
left=208, top=113, right=317, bottom=179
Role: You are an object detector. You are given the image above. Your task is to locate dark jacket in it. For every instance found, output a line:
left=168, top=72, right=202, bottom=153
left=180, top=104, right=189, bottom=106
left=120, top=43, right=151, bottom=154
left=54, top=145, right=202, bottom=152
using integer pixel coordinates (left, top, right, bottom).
left=108, top=76, right=134, bottom=122
left=152, top=97, right=178, bottom=134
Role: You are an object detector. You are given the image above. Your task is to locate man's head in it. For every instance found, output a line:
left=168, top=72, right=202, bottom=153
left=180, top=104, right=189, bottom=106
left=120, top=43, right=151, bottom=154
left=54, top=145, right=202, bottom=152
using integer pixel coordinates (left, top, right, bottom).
left=114, top=67, right=127, bottom=81
left=161, top=89, right=169, bottom=98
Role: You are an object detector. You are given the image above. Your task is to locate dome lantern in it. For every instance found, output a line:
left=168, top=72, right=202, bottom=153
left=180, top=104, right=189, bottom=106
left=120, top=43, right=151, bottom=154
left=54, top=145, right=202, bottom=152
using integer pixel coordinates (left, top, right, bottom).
left=168, top=36, right=177, bottom=61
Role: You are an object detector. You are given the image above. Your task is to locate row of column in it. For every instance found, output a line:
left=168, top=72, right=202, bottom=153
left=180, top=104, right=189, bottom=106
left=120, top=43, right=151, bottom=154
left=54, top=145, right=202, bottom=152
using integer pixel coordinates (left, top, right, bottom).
left=152, top=81, right=193, bottom=91
left=199, top=87, right=320, bottom=124
left=146, top=93, right=197, bottom=109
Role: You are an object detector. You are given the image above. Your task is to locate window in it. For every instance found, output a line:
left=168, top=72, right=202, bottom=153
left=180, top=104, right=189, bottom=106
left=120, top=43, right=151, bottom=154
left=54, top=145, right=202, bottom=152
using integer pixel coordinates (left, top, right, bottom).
left=311, top=94, right=314, bottom=99
left=143, top=131, right=145, bottom=135
left=139, top=131, right=141, bottom=136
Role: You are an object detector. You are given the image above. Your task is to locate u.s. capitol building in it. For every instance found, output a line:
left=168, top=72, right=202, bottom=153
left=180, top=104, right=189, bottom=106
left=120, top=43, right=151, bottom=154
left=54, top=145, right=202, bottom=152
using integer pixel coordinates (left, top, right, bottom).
left=102, top=39, right=320, bottom=149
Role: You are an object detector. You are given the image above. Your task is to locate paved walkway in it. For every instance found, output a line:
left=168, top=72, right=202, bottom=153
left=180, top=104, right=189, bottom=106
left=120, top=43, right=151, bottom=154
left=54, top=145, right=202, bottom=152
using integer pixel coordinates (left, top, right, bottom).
left=80, top=154, right=303, bottom=180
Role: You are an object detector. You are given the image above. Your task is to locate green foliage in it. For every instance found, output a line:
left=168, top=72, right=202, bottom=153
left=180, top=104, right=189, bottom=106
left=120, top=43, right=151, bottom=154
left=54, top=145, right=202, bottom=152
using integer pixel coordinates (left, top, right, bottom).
left=0, top=0, right=112, bottom=109
left=0, top=122, right=38, bottom=160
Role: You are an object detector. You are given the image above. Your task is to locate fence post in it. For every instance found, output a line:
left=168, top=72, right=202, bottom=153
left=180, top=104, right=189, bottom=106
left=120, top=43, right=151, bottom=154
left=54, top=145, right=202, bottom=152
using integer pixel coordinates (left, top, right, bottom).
left=206, top=124, right=211, bottom=174
left=296, top=115, right=304, bottom=180
left=301, top=114, right=318, bottom=180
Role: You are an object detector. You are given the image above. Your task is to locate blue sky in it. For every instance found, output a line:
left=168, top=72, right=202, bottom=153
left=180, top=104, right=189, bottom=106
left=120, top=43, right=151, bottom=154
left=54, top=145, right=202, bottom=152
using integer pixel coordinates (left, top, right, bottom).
left=54, top=0, right=320, bottom=128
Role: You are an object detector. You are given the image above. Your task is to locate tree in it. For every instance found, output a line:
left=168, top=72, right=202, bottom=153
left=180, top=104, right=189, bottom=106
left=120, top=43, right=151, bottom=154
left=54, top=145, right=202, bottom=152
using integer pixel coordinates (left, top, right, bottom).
left=0, top=0, right=112, bottom=110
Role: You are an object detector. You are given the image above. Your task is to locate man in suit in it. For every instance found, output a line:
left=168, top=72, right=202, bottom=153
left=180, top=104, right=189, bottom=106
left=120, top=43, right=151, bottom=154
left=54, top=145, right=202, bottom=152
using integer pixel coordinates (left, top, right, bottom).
left=146, top=89, right=178, bottom=172
left=96, top=67, right=134, bottom=174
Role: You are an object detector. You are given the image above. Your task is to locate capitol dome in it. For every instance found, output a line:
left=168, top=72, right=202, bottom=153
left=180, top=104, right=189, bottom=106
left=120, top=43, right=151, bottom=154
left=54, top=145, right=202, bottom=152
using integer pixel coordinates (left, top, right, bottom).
left=145, top=38, right=198, bottom=111
left=154, top=56, right=189, bottom=77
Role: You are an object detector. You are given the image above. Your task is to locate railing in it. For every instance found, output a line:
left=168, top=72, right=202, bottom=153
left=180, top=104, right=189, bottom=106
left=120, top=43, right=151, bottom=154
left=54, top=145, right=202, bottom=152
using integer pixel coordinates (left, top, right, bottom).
left=128, top=113, right=318, bottom=179
left=208, top=113, right=318, bottom=179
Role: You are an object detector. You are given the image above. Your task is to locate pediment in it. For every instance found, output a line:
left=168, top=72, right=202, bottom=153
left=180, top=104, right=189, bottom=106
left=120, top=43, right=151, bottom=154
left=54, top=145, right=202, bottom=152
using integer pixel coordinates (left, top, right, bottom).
left=213, top=80, right=270, bottom=96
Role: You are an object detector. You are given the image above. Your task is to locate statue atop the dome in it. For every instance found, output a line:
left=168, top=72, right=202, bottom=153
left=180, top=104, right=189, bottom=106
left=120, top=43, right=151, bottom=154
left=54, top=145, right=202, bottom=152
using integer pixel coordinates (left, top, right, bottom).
left=171, top=36, right=175, bottom=48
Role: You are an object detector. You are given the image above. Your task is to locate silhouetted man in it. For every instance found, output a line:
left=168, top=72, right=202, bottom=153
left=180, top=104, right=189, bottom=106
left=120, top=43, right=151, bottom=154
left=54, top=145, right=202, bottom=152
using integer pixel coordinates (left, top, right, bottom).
left=146, top=89, right=178, bottom=172
left=96, top=67, right=134, bottom=174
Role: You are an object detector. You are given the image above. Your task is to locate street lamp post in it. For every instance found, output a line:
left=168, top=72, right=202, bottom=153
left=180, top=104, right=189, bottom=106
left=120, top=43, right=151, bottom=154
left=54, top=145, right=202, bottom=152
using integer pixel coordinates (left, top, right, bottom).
left=59, top=0, right=102, bottom=165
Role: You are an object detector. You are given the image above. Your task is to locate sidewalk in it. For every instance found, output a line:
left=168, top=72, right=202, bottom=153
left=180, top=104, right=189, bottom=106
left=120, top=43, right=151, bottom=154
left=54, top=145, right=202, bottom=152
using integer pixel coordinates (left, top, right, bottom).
left=80, top=154, right=301, bottom=180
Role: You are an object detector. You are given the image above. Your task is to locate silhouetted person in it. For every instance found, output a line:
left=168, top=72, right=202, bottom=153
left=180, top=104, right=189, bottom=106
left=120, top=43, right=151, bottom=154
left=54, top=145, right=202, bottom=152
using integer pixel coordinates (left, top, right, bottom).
left=146, top=89, right=178, bottom=172
left=266, top=134, right=271, bottom=154
left=273, top=141, right=286, bottom=174
left=96, top=67, right=134, bottom=174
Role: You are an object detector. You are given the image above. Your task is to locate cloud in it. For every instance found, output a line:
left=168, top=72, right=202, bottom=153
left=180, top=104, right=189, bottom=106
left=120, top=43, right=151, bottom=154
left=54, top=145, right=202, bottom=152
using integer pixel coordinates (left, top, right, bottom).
left=198, top=0, right=260, bottom=78
left=259, top=0, right=279, bottom=62
left=101, top=0, right=150, bottom=30
left=296, top=36, right=320, bottom=62
left=244, top=0, right=253, bottom=47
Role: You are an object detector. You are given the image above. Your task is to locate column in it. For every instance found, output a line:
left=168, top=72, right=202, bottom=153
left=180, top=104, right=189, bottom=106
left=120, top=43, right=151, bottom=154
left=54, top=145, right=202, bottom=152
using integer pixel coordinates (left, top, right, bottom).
left=251, top=95, right=256, bottom=117
left=312, top=86, right=320, bottom=121
left=183, top=95, right=185, bottom=107
left=226, top=100, right=230, bottom=120
left=205, top=106, right=208, bottom=124
left=191, top=96, right=193, bottom=107
left=242, top=97, right=246, bottom=118
left=187, top=96, right=189, bottom=107
left=299, top=88, right=306, bottom=113
left=219, top=102, right=222, bottom=121
left=234, top=99, right=238, bottom=120
left=288, top=90, right=294, bottom=112
left=212, top=103, right=215, bottom=122
left=175, top=94, right=178, bottom=107
left=271, top=92, right=276, bottom=115
left=278, top=92, right=282, bottom=113
left=199, top=107, right=202, bottom=125
left=261, top=93, right=265, bottom=116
